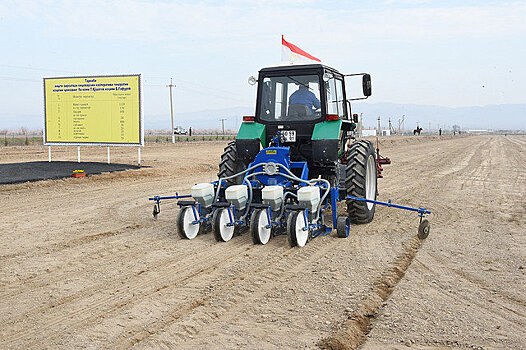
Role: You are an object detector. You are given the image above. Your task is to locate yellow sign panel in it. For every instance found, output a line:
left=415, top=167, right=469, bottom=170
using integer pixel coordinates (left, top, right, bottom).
left=44, top=74, right=142, bottom=145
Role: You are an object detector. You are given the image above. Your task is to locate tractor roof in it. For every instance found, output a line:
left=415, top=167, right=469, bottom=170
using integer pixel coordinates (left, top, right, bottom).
left=259, top=63, right=342, bottom=75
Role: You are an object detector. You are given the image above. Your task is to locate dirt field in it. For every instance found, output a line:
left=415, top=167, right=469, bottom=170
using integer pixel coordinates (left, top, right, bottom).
left=0, top=135, right=524, bottom=349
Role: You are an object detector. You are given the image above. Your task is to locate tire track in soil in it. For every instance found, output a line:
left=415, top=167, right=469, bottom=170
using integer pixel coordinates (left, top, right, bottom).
left=414, top=256, right=526, bottom=321
left=111, top=233, right=341, bottom=349
left=1, top=181, right=214, bottom=328
left=0, top=223, right=166, bottom=302
left=1, top=234, right=255, bottom=347
left=417, top=274, right=526, bottom=335
left=0, top=224, right=139, bottom=261
left=318, top=235, right=424, bottom=350
left=0, top=222, right=167, bottom=301
left=505, top=136, right=526, bottom=148
left=317, top=137, right=491, bottom=350
left=22, top=233, right=290, bottom=349
left=0, top=185, right=196, bottom=299
left=0, top=173, right=175, bottom=257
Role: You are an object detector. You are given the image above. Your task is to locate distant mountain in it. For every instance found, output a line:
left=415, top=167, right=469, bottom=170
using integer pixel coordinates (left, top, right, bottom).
left=147, top=103, right=525, bottom=131
left=145, top=107, right=253, bottom=130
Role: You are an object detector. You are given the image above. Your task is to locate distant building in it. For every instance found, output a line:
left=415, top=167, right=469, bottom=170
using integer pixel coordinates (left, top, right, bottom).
left=362, top=129, right=377, bottom=137
left=361, top=129, right=390, bottom=137
left=467, top=129, right=490, bottom=135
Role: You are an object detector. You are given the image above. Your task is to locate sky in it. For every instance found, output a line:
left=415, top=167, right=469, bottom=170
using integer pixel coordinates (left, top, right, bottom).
left=0, top=0, right=525, bottom=130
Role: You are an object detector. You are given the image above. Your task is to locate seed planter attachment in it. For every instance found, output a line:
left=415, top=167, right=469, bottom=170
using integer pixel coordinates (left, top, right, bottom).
left=148, top=138, right=431, bottom=245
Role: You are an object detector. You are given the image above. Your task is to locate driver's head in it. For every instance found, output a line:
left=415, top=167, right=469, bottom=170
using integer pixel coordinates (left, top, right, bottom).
left=294, top=77, right=309, bottom=88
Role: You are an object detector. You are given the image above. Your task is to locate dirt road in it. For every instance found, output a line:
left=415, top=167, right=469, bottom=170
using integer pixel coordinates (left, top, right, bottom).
left=0, top=136, right=524, bottom=349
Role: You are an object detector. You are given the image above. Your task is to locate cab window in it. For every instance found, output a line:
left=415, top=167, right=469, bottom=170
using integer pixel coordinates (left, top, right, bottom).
left=326, top=77, right=345, bottom=118
left=260, top=74, right=321, bottom=122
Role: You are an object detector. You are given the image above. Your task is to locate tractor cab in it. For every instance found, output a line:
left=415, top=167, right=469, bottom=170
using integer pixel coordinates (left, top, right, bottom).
left=237, top=63, right=371, bottom=178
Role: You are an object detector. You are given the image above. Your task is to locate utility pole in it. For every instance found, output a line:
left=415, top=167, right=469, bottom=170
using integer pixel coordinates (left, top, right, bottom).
left=167, top=78, right=176, bottom=143
left=377, top=116, right=381, bottom=136
left=219, top=118, right=227, bottom=135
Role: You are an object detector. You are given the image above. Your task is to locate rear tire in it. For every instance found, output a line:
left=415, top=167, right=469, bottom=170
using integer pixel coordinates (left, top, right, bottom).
left=218, top=141, right=246, bottom=185
left=345, top=140, right=377, bottom=224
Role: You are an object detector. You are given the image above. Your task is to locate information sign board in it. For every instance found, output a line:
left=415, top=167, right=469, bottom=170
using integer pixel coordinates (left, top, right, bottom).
left=43, top=74, right=143, bottom=146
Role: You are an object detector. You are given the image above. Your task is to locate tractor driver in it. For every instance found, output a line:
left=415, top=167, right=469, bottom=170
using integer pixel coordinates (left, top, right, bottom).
left=288, top=80, right=320, bottom=117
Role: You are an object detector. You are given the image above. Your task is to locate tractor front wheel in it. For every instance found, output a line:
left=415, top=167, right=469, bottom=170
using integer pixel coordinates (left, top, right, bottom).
left=345, top=140, right=377, bottom=224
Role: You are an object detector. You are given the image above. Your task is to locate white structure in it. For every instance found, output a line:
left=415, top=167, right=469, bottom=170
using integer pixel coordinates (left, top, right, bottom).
left=362, top=129, right=377, bottom=137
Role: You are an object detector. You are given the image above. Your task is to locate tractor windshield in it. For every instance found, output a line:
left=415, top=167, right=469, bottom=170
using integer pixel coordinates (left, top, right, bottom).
left=259, top=74, right=321, bottom=122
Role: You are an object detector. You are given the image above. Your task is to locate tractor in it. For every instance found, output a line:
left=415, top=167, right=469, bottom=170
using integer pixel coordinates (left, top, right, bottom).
left=150, top=63, right=431, bottom=247
left=220, top=63, right=377, bottom=224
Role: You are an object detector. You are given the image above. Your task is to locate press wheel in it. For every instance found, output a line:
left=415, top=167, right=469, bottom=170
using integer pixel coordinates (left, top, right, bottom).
left=250, top=209, right=272, bottom=245
left=417, top=219, right=430, bottom=239
left=213, top=208, right=235, bottom=242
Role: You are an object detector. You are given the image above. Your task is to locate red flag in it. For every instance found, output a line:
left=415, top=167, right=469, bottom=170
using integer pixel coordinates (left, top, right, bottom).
left=281, top=35, right=321, bottom=63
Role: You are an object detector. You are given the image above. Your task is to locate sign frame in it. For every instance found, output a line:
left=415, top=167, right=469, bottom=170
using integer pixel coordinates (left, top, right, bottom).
left=43, top=74, right=144, bottom=147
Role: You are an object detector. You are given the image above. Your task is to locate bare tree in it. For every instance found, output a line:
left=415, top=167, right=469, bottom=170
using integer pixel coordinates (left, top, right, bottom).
left=20, top=127, right=29, bottom=145
left=1, top=129, right=8, bottom=146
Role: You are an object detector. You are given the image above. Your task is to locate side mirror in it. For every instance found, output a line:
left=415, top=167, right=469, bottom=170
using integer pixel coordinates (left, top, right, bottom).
left=344, top=72, right=372, bottom=100
left=248, top=76, right=257, bottom=86
left=362, top=74, right=372, bottom=97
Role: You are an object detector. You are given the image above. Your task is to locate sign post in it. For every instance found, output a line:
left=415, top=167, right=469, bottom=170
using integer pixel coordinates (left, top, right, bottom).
left=43, top=74, right=144, bottom=161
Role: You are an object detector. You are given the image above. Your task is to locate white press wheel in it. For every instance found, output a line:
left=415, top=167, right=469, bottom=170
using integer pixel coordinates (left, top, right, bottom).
left=287, top=211, right=309, bottom=247
left=251, top=209, right=272, bottom=245
left=213, top=208, right=235, bottom=242
left=177, top=206, right=200, bottom=240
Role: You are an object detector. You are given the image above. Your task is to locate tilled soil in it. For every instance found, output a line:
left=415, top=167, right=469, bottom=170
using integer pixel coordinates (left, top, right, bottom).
left=0, top=136, right=524, bottom=349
